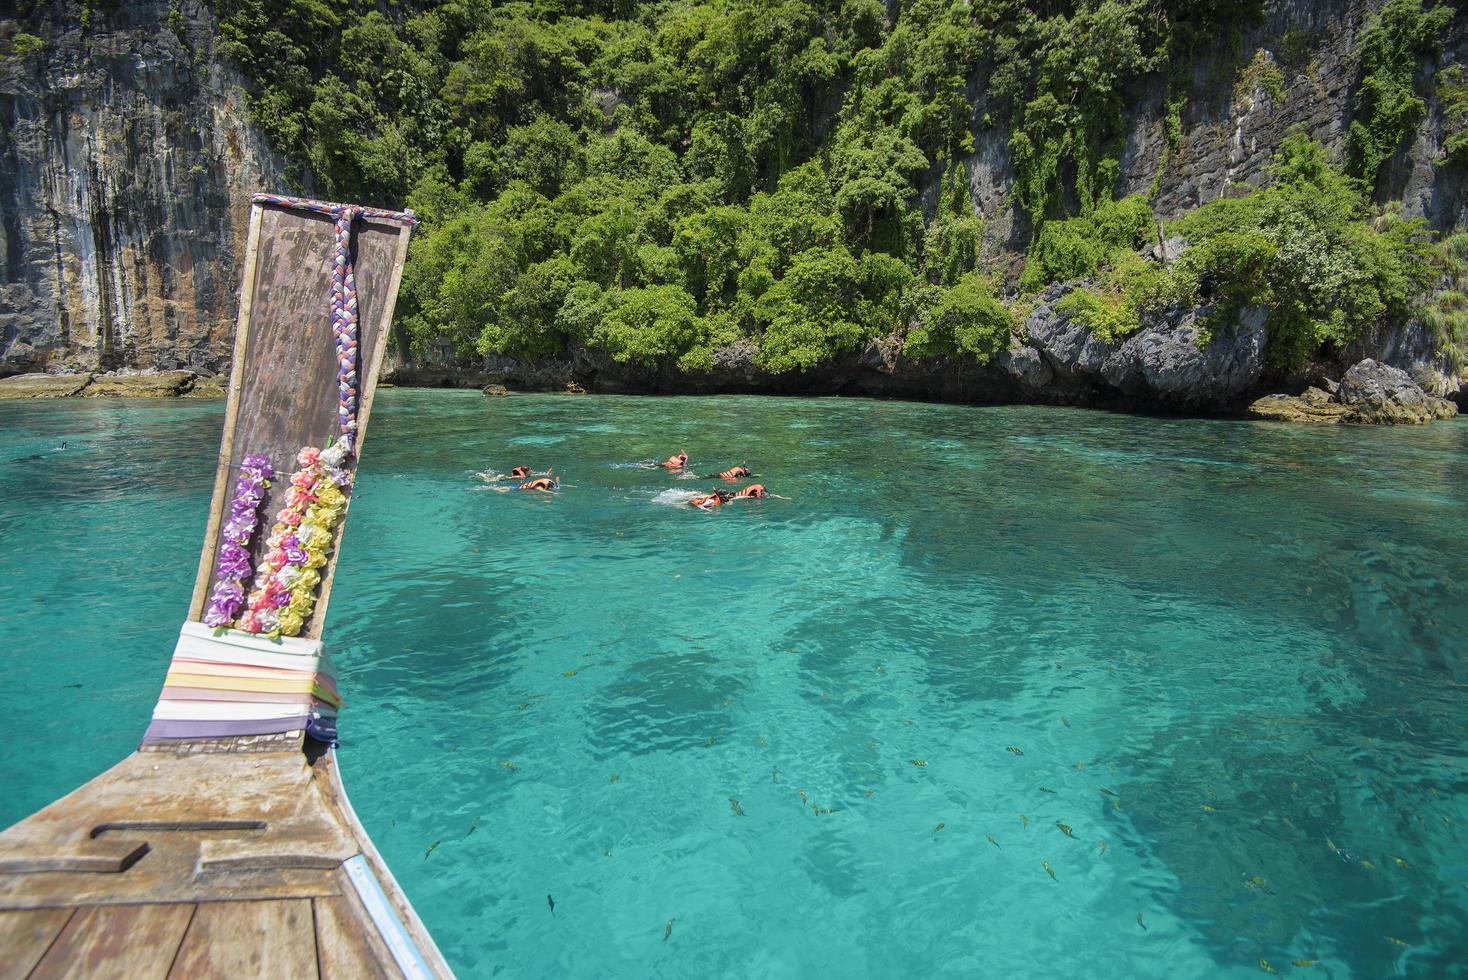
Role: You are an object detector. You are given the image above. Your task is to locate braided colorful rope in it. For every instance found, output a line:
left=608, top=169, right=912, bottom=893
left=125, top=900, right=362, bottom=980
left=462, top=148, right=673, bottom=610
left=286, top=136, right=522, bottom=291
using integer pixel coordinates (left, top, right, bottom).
left=250, top=193, right=416, bottom=453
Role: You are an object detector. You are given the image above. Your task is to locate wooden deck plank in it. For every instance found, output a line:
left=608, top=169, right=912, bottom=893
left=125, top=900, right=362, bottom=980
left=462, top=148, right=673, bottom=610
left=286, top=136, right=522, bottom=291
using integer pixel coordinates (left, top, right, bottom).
left=314, top=892, right=397, bottom=980
left=167, top=900, right=317, bottom=979
left=0, top=908, right=73, bottom=980
left=29, top=903, right=194, bottom=980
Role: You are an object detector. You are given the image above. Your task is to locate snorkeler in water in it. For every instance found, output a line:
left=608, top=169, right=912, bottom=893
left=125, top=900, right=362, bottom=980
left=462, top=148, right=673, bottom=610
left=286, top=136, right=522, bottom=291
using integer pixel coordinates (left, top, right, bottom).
left=661, top=451, right=689, bottom=470
left=478, top=464, right=549, bottom=483
left=688, top=489, right=732, bottom=510
left=515, top=476, right=560, bottom=492
left=731, top=484, right=769, bottom=499
left=704, top=464, right=750, bottom=480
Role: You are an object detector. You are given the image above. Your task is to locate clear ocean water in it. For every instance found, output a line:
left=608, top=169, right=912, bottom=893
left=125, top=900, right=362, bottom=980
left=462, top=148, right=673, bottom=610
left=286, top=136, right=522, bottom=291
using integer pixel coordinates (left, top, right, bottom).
left=2, top=390, right=1467, bottom=978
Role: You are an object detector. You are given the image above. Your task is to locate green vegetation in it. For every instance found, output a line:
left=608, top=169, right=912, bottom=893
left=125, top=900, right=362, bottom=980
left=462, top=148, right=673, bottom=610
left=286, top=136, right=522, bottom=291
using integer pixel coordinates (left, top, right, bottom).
left=207, top=0, right=1456, bottom=375
left=1346, top=0, right=1452, bottom=185
left=8, top=33, right=45, bottom=57
left=1437, top=65, right=1468, bottom=167
left=1057, top=135, right=1443, bottom=364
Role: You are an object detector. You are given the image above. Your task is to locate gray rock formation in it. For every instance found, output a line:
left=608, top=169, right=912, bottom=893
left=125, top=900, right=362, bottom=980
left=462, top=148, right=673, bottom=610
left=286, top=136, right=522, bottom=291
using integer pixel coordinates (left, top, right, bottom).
left=1336, top=358, right=1459, bottom=424
left=1248, top=358, right=1458, bottom=424
left=0, top=1, right=282, bottom=376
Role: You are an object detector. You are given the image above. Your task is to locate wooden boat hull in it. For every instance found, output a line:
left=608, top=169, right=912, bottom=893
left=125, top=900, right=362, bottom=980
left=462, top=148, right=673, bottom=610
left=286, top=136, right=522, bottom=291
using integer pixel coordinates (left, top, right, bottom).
left=0, top=196, right=452, bottom=977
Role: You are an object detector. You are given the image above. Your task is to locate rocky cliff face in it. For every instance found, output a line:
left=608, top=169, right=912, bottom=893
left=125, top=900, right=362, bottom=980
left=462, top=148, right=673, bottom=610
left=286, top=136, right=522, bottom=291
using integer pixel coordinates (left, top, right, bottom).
left=3, top=0, right=1464, bottom=413
left=0, top=1, right=282, bottom=375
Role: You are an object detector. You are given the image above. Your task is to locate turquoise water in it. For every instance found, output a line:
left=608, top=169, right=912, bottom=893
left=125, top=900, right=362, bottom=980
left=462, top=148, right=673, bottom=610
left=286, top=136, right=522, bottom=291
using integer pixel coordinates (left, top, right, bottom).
left=3, top=391, right=1468, bottom=977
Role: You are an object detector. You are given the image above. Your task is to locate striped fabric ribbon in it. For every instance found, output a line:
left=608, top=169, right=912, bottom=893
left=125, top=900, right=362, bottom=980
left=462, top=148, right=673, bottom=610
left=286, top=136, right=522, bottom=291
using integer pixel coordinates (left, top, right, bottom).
left=249, top=193, right=417, bottom=453
left=141, top=622, right=342, bottom=745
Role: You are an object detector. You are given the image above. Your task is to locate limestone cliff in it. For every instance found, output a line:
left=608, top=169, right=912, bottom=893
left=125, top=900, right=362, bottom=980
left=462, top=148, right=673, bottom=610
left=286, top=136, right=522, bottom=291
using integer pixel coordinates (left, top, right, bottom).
left=0, top=0, right=282, bottom=375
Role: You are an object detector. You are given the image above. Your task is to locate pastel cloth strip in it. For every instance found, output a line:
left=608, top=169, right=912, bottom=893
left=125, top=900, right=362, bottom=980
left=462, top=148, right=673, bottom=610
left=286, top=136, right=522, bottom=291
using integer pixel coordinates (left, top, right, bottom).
left=141, top=622, right=344, bottom=745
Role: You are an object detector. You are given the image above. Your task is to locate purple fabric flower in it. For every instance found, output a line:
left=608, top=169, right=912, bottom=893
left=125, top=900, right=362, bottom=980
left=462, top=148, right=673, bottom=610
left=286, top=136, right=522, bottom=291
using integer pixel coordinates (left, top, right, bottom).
left=272, top=589, right=292, bottom=609
left=284, top=545, right=308, bottom=566
left=202, top=451, right=275, bottom=629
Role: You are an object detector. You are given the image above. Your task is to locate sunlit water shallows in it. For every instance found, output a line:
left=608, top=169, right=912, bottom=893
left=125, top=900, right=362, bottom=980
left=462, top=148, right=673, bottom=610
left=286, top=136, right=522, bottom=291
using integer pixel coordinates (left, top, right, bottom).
left=3, top=391, right=1468, bottom=977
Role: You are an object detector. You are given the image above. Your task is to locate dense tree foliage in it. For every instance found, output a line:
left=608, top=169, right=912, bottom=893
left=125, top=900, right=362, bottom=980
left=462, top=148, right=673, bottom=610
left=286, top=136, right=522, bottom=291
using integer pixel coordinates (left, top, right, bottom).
left=211, top=0, right=1457, bottom=374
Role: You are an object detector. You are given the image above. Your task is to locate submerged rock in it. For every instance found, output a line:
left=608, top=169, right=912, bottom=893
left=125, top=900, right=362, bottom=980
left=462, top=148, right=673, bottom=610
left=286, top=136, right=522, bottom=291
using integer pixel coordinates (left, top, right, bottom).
left=1336, top=359, right=1458, bottom=424
left=482, top=384, right=509, bottom=397
left=0, top=373, right=94, bottom=399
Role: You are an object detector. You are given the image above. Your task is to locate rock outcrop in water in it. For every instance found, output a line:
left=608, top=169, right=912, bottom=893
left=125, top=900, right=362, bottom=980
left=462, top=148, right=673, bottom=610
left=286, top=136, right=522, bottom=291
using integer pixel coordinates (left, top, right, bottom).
left=0, top=1, right=281, bottom=377
left=1248, top=359, right=1459, bottom=424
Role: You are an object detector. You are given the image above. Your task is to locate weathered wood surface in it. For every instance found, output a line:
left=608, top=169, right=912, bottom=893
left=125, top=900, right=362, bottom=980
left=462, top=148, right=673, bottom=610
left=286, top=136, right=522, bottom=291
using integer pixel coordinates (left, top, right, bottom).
left=0, top=908, right=74, bottom=979
left=29, top=903, right=194, bottom=979
left=168, top=900, right=317, bottom=978
left=0, top=750, right=447, bottom=977
left=188, top=202, right=411, bottom=640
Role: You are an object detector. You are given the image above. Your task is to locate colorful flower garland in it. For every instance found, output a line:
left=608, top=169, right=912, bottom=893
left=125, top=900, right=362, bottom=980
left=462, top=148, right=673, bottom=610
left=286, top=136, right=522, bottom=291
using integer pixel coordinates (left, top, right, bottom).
left=203, top=453, right=275, bottom=628
left=238, top=443, right=350, bottom=638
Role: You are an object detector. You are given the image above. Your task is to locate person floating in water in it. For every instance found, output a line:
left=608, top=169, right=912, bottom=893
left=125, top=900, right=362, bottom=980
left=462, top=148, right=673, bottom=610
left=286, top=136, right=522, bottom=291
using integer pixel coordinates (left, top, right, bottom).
left=688, top=489, right=732, bottom=510
left=661, top=451, right=689, bottom=470
left=732, top=484, right=769, bottom=499
left=479, top=464, right=547, bottom=483
left=705, top=464, right=750, bottom=480
left=490, top=470, right=561, bottom=493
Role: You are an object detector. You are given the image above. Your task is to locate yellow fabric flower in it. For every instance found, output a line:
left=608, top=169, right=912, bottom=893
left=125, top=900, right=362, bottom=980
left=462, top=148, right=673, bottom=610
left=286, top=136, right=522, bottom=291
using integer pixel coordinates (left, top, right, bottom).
left=288, top=589, right=315, bottom=617
left=278, top=610, right=305, bottom=636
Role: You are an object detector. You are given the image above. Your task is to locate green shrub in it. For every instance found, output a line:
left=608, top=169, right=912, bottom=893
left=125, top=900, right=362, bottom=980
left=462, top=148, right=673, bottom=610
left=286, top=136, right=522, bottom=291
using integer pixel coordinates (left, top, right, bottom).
left=904, top=273, right=1012, bottom=362
left=10, top=33, right=45, bottom=57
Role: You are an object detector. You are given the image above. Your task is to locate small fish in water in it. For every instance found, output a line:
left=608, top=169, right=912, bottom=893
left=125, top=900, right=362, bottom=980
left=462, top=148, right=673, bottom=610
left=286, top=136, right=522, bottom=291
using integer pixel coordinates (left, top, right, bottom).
left=910, top=759, right=927, bottom=767
left=730, top=799, right=745, bottom=817
left=772, top=767, right=780, bottom=783
left=1056, top=822, right=1076, bottom=838
left=1360, top=859, right=1377, bottom=871
left=1043, top=860, right=1057, bottom=882
left=875, top=665, right=886, bottom=674
left=1244, top=875, right=1276, bottom=895
left=1282, top=815, right=1296, bottom=828
left=1136, top=911, right=1146, bottom=931
left=706, top=736, right=715, bottom=747
left=865, top=788, right=875, bottom=798
left=1006, top=746, right=1024, bottom=756
left=424, top=840, right=440, bottom=859
left=1386, top=936, right=1409, bottom=947
left=933, top=822, right=945, bottom=833
left=758, top=736, right=767, bottom=747
left=602, top=850, right=612, bottom=857
left=609, top=774, right=619, bottom=783
left=1020, top=814, right=1030, bottom=829
left=664, top=919, right=674, bottom=942
left=1061, top=716, right=1070, bottom=727
left=1038, top=786, right=1057, bottom=794
left=1074, top=761, right=1085, bottom=771
left=501, top=761, right=518, bottom=772
left=799, top=789, right=808, bottom=803
left=563, top=670, right=577, bottom=677
left=1200, top=804, right=1216, bottom=813
left=464, top=821, right=477, bottom=839
left=63, top=683, right=81, bottom=689
left=1390, top=855, right=1409, bottom=869
left=547, top=894, right=556, bottom=916
left=1099, top=787, right=1117, bottom=798
left=516, top=703, right=530, bottom=711
left=1113, top=798, right=1122, bottom=811
left=986, top=834, right=999, bottom=848
left=1259, top=958, right=1277, bottom=974
left=1292, top=960, right=1317, bottom=968
left=1098, top=840, right=1109, bottom=855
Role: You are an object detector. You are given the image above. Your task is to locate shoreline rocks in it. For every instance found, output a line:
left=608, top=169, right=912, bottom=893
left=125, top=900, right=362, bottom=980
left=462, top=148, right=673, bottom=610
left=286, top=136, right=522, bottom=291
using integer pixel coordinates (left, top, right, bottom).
left=0, top=369, right=226, bottom=400
left=1247, top=359, right=1459, bottom=425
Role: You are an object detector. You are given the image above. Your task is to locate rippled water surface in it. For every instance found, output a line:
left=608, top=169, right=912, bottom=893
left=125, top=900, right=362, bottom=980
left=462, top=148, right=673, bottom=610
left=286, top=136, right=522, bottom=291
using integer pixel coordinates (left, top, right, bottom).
left=3, top=391, right=1468, bottom=978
